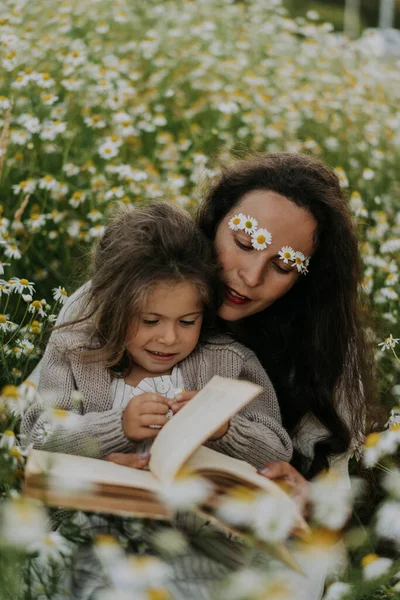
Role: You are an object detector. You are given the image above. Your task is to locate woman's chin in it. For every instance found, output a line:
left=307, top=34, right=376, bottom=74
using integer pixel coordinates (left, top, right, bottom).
left=218, top=301, right=250, bottom=321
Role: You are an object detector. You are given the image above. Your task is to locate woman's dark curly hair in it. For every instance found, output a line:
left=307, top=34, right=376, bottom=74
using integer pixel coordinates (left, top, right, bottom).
left=197, top=152, right=378, bottom=478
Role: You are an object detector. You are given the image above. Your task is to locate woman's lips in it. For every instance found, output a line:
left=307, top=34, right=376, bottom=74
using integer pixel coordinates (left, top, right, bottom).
left=224, top=286, right=251, bottom=305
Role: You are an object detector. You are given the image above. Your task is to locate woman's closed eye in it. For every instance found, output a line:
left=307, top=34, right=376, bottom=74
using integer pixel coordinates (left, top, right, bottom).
left=234, top=238, right=253, bottom=251
left=179, top=319, right=196, bottom=326
left=273, top=262, right=292, bottom=275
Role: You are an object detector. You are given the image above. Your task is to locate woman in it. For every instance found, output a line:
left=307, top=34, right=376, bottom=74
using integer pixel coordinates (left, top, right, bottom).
left=105, top=153, right=376, bottom=599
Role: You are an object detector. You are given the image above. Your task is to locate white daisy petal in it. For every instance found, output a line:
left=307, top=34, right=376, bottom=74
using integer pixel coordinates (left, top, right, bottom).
left=251, top=228, right=272, bottom=251
left=228, top=213, right=246, bottom=231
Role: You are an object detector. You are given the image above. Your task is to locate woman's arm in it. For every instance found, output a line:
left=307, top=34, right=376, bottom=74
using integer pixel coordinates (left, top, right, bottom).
left=204, top=352, right=293, bottom=470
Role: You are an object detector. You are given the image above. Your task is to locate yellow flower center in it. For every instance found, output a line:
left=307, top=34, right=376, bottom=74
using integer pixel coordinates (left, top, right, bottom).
left=364, top=432, right=381, bottom=447
left=53, top=408, right=68, bottom=419
left=227, top=485, right=257, bottom=502
left=1, top=385, right=19, bottom=398
left=31, top=300, right=42, bottom=309
left=44, top=175, right=53, bottom=182
left=24, top=379, right=36, bottom=388
left=20, top=278, right=29, bottom=285
left=3, top=430, right=15, bottom=437
left=295, top=257, right=302, bottom=264
left=390, top=424, right=400, bottom=432
left=95, top=534, right=119, bottom=546
left=42, top=73, right=51, bottom=80
left=232, top=217, right=241, bottom=225
left=147, top=589, right=169, bottom=600
left=0, top=315, right=7, bottom=324
left=245, top=220, right=252, bottom=229
left=284, top=252, right=291, bottom=259
left=256, top=235, right=266, bottom=244
left=361, top=553, right=379, bottom=567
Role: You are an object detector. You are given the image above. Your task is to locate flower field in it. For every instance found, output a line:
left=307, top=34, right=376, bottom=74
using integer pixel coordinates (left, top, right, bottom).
left=0, top=0, right=400, bottom=598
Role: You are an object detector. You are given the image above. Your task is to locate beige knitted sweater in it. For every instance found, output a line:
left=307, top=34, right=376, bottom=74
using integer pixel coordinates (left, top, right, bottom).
left=21, top=287, right=293, bottom=470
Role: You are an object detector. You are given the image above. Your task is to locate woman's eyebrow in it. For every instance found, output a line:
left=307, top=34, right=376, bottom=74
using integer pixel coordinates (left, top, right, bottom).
left=142, top=311, right=203, bottom=317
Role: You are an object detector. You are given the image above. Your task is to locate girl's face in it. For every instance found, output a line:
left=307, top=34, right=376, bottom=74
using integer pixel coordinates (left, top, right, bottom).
left=214, top=190, right=317, bottom=321
left=126, top=281, right=203, bottom=374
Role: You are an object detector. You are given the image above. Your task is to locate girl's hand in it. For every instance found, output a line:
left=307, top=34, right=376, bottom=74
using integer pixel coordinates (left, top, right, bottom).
left=123, top=393, right=170, bottom=441
left=105, top=451, right=150, bottom=469
left=168, top=390, right=198, bottom=413
left=168, top=391, right=229, bottom=441
left=258, top=461, right=310, bottom=515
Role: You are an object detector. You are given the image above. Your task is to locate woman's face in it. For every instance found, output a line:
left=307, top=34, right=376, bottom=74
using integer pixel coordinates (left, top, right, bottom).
left=215, top=190, right=317, bottom=321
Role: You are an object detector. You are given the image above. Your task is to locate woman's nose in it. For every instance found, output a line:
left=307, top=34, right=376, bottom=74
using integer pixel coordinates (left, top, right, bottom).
left=239, top=260, right=265, bottom=288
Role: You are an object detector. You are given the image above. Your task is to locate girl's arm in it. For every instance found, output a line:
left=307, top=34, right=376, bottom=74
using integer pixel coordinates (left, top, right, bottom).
left=204, top=352, right=293, bottom=470
left=21, top=340, right=138, bottom=458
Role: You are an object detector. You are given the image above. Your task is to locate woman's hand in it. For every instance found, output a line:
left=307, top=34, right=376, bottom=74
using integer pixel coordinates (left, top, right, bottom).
left=208, top=420, right=230, bottom=440
left=122, top=393, right=171, bottom=441
left=258, top=461, right=310, bottom=515
left=105, top=451, right=150, bottom=469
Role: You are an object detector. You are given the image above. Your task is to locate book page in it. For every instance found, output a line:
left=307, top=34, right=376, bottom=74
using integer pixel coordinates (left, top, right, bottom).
left=26, top=449, right=161, bottom=492
left=186, top=445, right=287, bottom=497
left=149, top=375, right=262, bottom=482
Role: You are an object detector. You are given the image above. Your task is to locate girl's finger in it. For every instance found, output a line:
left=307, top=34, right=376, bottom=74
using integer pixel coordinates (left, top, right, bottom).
left=137, top=393, right=169, bottom=405
left=140, top=414, right=169, bottom=427
left=105, top=452, right=150, bottom=468
left=169, top=390, right=198, bottom=405
left=170, top=400, right=189, bottom=413
left=139, top=401, right=171, bottom=415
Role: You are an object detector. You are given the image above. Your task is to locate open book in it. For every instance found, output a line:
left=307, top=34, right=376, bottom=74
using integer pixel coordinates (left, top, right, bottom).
left=24, top=376, right=303, bottom=531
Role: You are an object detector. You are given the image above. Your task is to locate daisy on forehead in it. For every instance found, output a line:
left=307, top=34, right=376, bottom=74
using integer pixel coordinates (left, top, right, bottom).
left=228, top=201, right=311, bottom=274
left=215, top=190, right=317, bottom=320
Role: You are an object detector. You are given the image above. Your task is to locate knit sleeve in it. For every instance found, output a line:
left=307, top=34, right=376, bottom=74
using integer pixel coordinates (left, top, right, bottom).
left=205, top=351, right=293, bottom=470
left=20, top=339, right=137, bottom=458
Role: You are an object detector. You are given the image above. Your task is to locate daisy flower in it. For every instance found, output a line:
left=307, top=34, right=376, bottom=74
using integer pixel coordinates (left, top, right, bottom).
left=228, top=213, right=246, bottom=231
left=98, top=140, right=119, bottom=160
left=242, top=215, right=258, bottom=234
left=292, top=251, right=306, bottom=273
left=0, top=498, right=49, bottom=548
left=28, top=300, right=47, bottom=318
left=361, top=553, right=393, bottom=580
left=251, top=228, right=272, bottom=250
left=378, top=334, right=399, bottom=351
left=4, top=244, right=22, bottom=260
left=0, top=314, right=13, bottom=332
left=278, top=246, right=295, bottom=264
left=0, top=429, right=17, bottom=450
left=8, top=277, right=35, bottom=295
left=158, top=470, right=213, bottom=510
left=53, top=286, right=68, bottom=304
left=28, top=531, right=71, bottom=563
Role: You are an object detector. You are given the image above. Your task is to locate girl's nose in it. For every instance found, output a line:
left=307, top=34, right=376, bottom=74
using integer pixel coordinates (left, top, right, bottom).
left=157, top=325, right=177, bottom=345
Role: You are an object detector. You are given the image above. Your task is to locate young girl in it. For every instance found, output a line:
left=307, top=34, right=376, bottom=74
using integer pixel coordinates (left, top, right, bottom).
left=22, top=202, right=292, bottom=470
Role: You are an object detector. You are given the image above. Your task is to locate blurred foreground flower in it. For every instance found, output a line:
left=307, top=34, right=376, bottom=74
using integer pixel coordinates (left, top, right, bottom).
left=158, top=469, right=213, bottom=510
left=361, top=553, right=393, bottom=580
left=0, top=498, right=48, bottom=548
